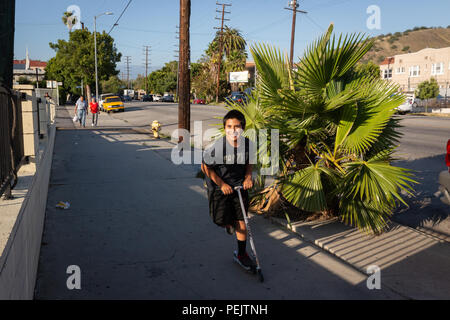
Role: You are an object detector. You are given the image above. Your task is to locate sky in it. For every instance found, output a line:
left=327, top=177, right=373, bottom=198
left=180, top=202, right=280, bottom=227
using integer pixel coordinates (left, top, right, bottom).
left=14, top=0, right=450, bottom=80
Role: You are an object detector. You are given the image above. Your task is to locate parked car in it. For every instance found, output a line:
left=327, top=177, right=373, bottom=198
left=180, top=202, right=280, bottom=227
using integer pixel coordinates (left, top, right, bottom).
left=142, top=94, right=153, bottom=102
left=226, top=92, right=248, bottom=105
left=123, top=95, right=132, bottom=102
left=436, top=139, right=450, bottom=206
left=153, top=94, right=162, bottom=102
left=162, top=94, right=174, bottom=102
left=397, top=98, right=414, bottom=114
left=193, top=98, right=206, bottom=104
left=99, top=93, right=116, bottom=111
left=103, top=96, right=125, bottom=113
left=244, top=87, right=255, bottom=97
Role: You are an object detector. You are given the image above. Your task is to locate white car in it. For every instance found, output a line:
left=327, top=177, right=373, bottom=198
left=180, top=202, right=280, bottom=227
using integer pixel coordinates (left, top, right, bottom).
left=436, top=139, right=450, bottom=205
left=396, top=94, right=417, bottom=114
left=153, top=94, right=162, bottom=102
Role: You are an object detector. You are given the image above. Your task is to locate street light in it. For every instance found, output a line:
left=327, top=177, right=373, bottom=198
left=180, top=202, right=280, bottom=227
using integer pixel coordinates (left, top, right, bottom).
left=94, top=12, right=113, bottom=103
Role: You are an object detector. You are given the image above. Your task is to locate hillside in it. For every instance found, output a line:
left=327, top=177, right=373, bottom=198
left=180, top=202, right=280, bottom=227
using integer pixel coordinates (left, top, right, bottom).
left=361, top=26, right=450, bottom=64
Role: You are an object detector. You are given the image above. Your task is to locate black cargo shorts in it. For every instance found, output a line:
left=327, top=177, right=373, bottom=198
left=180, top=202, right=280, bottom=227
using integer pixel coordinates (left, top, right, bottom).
left=207, top=188, right=249, bottom=227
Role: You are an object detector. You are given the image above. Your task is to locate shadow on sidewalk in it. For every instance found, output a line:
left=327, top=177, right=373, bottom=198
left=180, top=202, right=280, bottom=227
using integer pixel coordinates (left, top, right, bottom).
left=393, top=154, right=449, bottom=236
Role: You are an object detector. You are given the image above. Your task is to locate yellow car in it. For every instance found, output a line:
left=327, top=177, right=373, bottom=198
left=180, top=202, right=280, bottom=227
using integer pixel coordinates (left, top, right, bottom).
left=103, top=96, right=125, bottom=113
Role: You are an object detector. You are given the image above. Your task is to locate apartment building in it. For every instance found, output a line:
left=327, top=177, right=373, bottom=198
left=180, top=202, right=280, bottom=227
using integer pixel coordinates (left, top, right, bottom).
left=379, top=47, right=450, bottom=96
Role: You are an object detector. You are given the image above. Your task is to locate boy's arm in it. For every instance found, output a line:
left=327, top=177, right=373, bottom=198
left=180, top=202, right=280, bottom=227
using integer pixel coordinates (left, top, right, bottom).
left=201, top=163, right=233, bottom=195
left=243, top=164, right=253, bottom=190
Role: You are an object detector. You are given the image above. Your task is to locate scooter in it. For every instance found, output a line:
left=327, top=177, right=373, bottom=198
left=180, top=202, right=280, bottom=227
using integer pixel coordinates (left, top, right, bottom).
left=234, top=186, right=264, bottom=282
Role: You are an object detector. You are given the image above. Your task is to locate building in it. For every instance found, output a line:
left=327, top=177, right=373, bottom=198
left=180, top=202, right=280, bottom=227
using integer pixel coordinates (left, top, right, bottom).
left=13, top=49, right=47, bottom=83
left=379, top=47, right=450, bottom=96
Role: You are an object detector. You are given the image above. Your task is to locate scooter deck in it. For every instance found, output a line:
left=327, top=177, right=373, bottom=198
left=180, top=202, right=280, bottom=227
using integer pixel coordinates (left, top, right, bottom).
left=233, top=251, right=257, bottom=274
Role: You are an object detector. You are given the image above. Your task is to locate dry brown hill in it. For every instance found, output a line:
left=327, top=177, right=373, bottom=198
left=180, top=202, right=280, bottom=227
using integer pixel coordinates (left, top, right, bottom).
left=361, top=26, right=450, bottom=64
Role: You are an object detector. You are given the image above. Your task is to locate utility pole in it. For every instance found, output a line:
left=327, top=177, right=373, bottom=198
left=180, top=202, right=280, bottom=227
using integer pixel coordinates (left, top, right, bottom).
left=214, top=2, right=231, bottom=103
left=143, top=45, right=151, bottom=93
left=175, top=25, right=180, bottom=102
left=178, top=0, right=191, bottom=139
left=124, top=56, right=131, bottom=89
left=284, top=0, right=307, bottom=68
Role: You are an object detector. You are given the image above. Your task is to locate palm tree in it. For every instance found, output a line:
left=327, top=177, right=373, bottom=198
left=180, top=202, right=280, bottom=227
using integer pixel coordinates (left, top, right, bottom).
left=221, top=26, right=246, bottom=58
left=224, top=24, right=416, bottom=234
left=62, top=11, right=77, bottom=32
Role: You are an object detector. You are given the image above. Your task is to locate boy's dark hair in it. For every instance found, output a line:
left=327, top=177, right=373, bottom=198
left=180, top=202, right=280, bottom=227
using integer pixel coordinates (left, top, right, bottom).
left=223, top=110, right=246, bottom=130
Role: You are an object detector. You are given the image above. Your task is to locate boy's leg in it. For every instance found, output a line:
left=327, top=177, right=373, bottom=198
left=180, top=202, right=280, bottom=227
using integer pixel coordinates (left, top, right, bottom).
left=235, top=220, right=247, bottom=241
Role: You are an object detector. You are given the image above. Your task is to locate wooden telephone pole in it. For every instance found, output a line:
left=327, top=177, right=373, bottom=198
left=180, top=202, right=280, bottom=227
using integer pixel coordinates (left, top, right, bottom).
left=214, top=2, right=231, bottom=104
left=178, top=0, right=191, bottom=137
left=285, top=0, right=307, bottom=68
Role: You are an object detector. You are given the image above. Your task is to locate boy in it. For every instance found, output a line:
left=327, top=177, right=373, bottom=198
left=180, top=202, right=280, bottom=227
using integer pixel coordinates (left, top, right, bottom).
left=201, top=110, right=256, bottom=271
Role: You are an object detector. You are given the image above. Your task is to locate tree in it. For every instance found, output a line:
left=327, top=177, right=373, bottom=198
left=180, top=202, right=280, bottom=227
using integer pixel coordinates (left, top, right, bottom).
left=133, top=74, right=148, bottom=91
left=192, top=27, right=247, bottom=100
left=45, top=28, right=121, bottom=100
left=101, top=75, right=125, bottom=95
left=17, top=76, right=31, bottom=85
left=223, top=24, right=416, bottom=234
left=416, top=78, right=440, bottom=112
left=147, top=61, right=178, bottom=94
left=353, top=61, right=381, bottom=79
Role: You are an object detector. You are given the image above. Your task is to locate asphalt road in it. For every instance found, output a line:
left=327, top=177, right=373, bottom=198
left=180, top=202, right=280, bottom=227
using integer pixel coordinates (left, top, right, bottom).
left=109, top=102, right=450, bottom=236
left=108, top=101, right=228, bottom=145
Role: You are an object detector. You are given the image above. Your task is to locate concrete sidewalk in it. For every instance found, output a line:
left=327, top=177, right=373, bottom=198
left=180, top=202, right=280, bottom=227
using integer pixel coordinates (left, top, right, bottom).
left=33, top=106, right=449, bottom=299
left=270, top=217, right=450, bottom=300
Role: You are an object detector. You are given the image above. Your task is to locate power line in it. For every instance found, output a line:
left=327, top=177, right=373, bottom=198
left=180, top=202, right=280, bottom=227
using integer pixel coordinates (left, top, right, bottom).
left=108, top=0, right=133, bottom=35
left=304, top=14, right=325, bottom=32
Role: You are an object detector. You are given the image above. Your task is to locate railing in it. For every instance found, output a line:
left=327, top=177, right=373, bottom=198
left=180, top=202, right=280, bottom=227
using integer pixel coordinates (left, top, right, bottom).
left=0, top=86, right=24, bottom=199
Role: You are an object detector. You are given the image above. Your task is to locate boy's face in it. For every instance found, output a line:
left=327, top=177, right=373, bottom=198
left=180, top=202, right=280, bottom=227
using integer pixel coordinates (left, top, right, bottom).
left=224, top=118, right=243, bottom=141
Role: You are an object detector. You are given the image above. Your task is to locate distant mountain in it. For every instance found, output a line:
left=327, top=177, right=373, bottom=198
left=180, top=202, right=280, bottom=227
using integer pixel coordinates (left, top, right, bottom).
left=361, top=26, right=450, bottom=64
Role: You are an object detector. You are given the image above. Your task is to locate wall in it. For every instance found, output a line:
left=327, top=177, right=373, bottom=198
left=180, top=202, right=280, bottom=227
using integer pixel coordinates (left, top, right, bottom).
left=0, top=123, right=55, bottom=299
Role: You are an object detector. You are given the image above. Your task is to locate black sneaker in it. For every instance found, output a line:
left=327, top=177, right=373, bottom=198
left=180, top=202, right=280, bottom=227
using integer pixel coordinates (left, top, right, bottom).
left=233, top=251, right=256, bottom=271
left=225, top=224, right=235, bottom=235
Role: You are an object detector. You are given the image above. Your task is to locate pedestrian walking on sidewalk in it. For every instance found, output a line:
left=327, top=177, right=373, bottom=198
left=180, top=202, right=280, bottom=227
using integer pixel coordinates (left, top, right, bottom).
left=90, top=97, right=99, bottom=126
left=201, top=110, right=256, bottom=271
left=75, top=95, right=88, bottom=128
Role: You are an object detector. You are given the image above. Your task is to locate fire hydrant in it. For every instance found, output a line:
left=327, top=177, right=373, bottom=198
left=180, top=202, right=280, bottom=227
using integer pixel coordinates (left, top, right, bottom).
left=151, top=120, right=161, bottom=138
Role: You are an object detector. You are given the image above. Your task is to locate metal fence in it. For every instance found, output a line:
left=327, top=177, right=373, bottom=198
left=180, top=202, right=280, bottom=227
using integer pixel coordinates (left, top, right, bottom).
left=0, top=85, right=24, bottom=199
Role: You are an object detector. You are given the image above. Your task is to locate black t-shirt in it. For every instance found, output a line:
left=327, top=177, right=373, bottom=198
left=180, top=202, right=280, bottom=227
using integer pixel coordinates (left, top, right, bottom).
left=202, top=136, right=251, bottom=189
